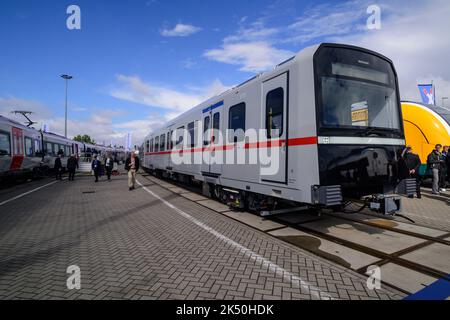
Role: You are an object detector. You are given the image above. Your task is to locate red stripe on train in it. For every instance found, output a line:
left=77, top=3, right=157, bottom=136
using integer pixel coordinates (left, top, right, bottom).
left=144, top=136, right=317, bottom=156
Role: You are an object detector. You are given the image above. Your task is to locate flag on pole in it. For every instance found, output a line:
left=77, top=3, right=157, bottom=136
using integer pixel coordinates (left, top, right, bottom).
left=418, top=84, right=436, bottom=105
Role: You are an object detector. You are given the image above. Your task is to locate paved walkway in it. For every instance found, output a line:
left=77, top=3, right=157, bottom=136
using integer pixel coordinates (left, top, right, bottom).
left=396, top=188, right=450, bottom=232
left=0, top=173, right=403, bottom=300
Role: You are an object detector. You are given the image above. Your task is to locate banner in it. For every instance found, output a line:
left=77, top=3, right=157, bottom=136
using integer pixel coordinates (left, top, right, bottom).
left=418, top=84, right=436, bottom=105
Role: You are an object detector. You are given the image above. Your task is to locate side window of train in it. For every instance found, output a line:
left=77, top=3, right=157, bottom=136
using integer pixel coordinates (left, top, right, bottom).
left=34, top=139, right=41, bottom=156
left=25, top=137, right=33, bottom=157
left=155, top=136, right=160, bottom=152
left=203, top=116, right=210, bottom=146
left=188, top=122, right=195, bottom=148
left=150, top=139, right=154, bottom=153
left=177, top=126, right=185, bottom=147
left=146, top=140, right=150, bottom=153
left=213, top=112, right=220, bottom=144
left=167, top=133, right=171, bottom=151
left=46, top=142, right=53, bottom=156
left=266, top=87, right=284, bottom=139
left=160, top=134, right=166, bottom=151
left=228, top=102, right=246, bottom=142
left=0, top=131, right=11, bottom=156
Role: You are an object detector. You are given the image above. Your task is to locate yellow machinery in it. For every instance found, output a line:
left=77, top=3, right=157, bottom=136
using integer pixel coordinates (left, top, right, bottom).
left=402, top=101, right=450, bottom=175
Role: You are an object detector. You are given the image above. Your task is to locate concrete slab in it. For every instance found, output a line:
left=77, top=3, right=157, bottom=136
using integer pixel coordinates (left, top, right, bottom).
left=302, top=217, right=426, bottom=254
left=197, top=199, right=230, bottom=213
left=167, top=186, right=189, bottom=194
left=331, top=213, right=448, bottom=238
left=222, top=211, right=285, bottom=232
left=275, top=212, right=323, bottom=225
left=371, top=263, right=438, bottom=294
left=269, top=228, right=379, bottom=270
left=180, top=192, right=208, bottom=202
left=401, top=243, right=450, bottom=274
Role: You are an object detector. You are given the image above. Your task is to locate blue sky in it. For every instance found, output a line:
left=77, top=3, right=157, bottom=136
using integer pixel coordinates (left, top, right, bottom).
left=1, top=0, right=449, bottom=145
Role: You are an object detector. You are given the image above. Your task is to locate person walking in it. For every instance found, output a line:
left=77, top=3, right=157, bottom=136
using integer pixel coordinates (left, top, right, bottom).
left=54, top=154, right=63, bottom=181
left=91, top=155, right=101, bottom=183
left=427, top=144, right=443, bottom=195
left=125, top=152, right=140, bottom=191
left=105, top=153, right=113, bottom=181
left=404, top=146, right=422, bottom=198
left=67, top=154, right=78, bottom=181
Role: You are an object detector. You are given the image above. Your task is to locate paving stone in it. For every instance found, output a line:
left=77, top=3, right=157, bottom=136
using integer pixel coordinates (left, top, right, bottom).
left=0, top=174, right=403, bottom=300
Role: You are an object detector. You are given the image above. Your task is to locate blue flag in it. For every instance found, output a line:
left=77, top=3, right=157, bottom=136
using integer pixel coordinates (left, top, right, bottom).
left=418, top=84, right=436, bottom=105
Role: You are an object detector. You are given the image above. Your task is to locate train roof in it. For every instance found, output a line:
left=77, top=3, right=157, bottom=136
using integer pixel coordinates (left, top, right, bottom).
left=402, top=101, right=450, bottom=125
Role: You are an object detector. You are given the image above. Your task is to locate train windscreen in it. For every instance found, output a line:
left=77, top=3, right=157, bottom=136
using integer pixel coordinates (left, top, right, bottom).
left=314, top=46, right=403, bottom=138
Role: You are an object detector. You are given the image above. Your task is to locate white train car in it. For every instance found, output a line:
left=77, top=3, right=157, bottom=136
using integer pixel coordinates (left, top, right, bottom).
left=142, top=43, right=415, bottom=214
left=1, top=114, right=123, bottom=181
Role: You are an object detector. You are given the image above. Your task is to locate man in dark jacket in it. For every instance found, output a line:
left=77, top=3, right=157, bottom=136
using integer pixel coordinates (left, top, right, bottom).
left=404, top=146, right=422, bottom=198
left=125, top=152, right=140, bottom=190
left=67, top=154, right=78, bottom=181
left=54, top=154, right=63, bottom=180
left=91, top=155, right=101, bottom=183
left=427, top=144, right=443, bottom=194
left=105, top=153, right=113, bottom=181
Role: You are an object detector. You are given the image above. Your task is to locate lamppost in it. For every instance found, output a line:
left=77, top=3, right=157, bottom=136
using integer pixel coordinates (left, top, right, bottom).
left=442, top=97, right=449, bottom=108
left=61, top=74, right=73, bottom=138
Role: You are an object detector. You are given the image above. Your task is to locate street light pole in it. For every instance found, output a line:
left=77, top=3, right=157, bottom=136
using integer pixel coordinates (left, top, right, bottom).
left=61, top=74, right=73, bottom=138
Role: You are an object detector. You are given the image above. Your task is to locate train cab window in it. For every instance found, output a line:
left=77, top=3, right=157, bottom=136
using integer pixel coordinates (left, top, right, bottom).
left=169, top=131, right=174, bottom=150
left=266, top=88, right=284, bottom=138
left=203, top=116, right=210, bottom=145
left=160, top=134, right=166, bottom=151
left=228, top=102, right=246, bottom=142
left=188, top=122, right=195, bottom=148
left=0, top=131, right=11, bottom=156
left=155, top=136, right=160, bottom=152
left=25, top=137, right=33, bottom=156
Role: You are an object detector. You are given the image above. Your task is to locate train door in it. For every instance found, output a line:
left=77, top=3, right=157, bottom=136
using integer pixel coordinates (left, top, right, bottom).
left=201, top=102, right=223, bottom=175
left=261, top=72, right=288, bottom=184
left=10, top=127, right=24, bottom=170
left=166, top=130, right=173, bottom=170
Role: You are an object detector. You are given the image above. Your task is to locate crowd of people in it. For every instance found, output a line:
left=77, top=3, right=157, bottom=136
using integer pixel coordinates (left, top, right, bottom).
left=53, top=151, right=140, bottom=191
left=401, top=144, right=450, bottom=197
left=427, top=144, right=450, bottom=195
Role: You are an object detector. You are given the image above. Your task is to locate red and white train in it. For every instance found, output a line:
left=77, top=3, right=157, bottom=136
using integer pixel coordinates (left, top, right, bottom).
left=0, top=115, right=126, bottom=181
left=142, top=43, right=416, bottom=214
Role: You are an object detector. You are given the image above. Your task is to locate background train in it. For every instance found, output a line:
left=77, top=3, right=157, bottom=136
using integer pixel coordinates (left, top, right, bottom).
left=402, top=101, right=450, bottom=176
left=0, top=115, right=126, bottom=181
left=142, top=43, right=416, bottom=215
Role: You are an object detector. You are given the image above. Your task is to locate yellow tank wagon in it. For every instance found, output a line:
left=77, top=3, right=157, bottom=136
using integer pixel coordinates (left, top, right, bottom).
left=401, top=101, right=450, bottom=175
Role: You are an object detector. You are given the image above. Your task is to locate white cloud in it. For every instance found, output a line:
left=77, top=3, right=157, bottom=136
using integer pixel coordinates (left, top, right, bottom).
left=110, top=74, right=230, bottom=113
left=284, top=0, right=370, bottom=44
left=332, top=0, right=450, bottom=103
left=204, top=42, right=294, bottom=72
left=160, top=23, right=202, bottom=37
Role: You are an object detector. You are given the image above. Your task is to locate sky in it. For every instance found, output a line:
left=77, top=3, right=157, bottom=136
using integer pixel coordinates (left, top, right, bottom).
left=0, top=0, right=449, bottom=146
